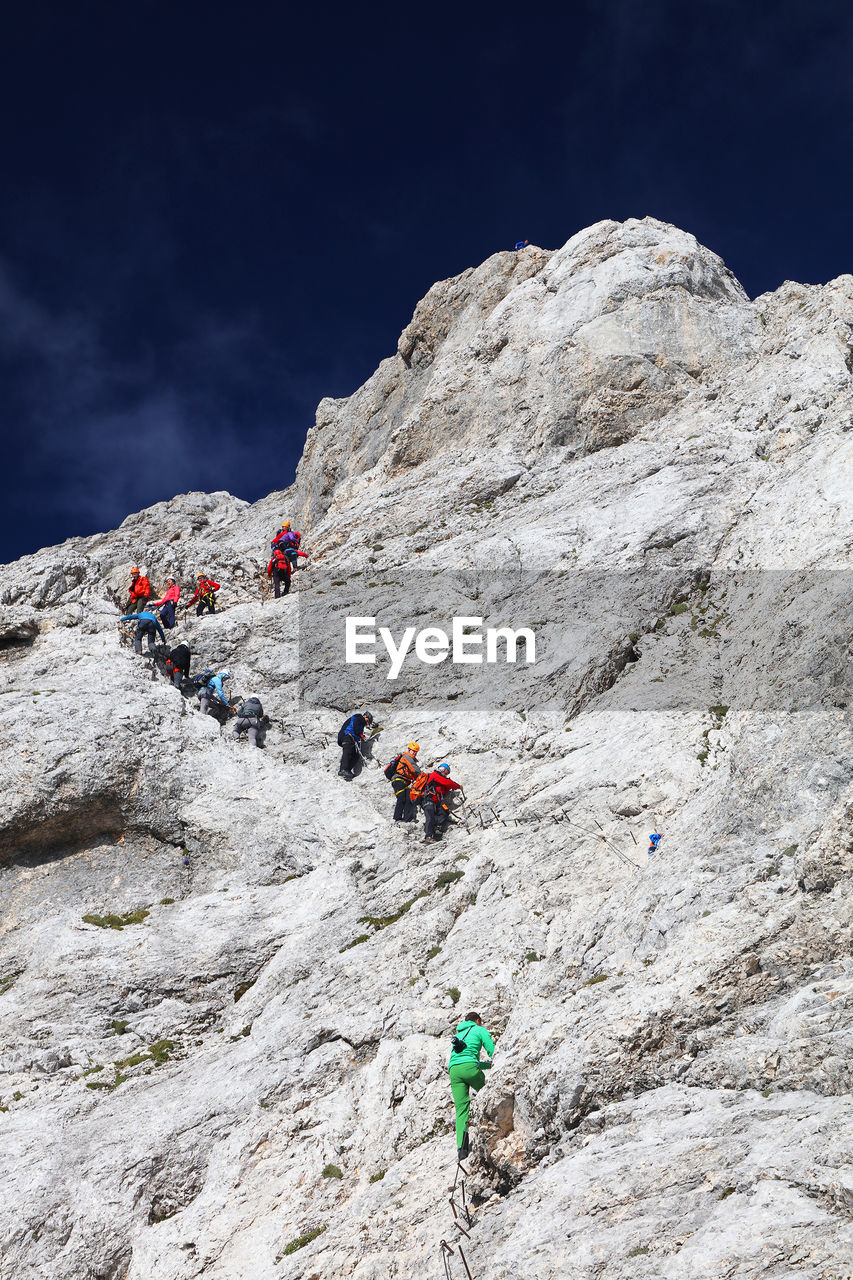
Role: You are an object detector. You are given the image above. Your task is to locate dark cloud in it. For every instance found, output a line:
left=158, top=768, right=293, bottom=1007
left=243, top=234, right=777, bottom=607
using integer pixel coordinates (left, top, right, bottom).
left=1, top=1, right=853, bottom=561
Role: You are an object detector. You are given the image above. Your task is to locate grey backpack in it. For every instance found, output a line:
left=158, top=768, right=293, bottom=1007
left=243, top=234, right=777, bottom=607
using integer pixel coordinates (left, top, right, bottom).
left=241, top=697, right=263, bottom=718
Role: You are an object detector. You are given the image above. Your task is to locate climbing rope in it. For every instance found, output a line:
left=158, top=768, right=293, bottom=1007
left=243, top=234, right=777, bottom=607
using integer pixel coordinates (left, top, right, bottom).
left=453, top=795, right=643, bottom=872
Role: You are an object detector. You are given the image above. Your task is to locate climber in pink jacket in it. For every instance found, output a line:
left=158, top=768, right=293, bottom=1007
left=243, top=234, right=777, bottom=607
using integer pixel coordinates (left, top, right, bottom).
left=149, top=577, right=181, bottom=630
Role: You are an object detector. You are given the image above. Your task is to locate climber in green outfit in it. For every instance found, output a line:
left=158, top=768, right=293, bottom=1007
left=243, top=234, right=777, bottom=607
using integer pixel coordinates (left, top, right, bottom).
left=448, top=1012, right=495, bottom=1160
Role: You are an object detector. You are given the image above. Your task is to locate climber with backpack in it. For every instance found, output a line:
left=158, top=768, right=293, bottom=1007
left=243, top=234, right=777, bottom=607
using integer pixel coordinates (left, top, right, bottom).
left=164, top=641, right=191, bottom=689
left=270, top=521, right=291, bottom=549
left=448, top=1012, right=496, bottom=1161
left=231, top=696, right=267, bottom=747
left=149, top=577, right=180, bottom=629
left=337, top=710, right=374, bottom=779
left=186, top=573, right=220, bottom=616
left=284, top=530, right=305, bottom=572
left=384, top=742, right=421, bottom=823
left=267, top=540, right=308, bottom=598
left=124, top=567, right=151, bottom=613
left=197, top=670, right=234, bottom=719
left=119, top=608, right=166, bottom=654
left=410, top=762, right=462, bottom=843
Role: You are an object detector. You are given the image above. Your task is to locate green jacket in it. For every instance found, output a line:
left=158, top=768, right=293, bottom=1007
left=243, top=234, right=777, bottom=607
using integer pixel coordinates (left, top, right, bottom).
left=448, top=1020, right=495, bottom=1069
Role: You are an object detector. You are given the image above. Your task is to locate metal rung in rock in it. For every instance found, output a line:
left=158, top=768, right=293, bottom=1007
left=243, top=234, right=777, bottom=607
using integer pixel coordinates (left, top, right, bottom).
left=441, top=1158, right=475, bottom=1276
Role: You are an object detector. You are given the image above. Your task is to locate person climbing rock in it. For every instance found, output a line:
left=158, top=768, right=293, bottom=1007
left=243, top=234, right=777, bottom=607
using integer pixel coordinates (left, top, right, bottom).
left=164, top=642, right=191, bottom=688
left=337, top=711, right=373, bottom=779
left=270, top=521, right=291, bottom=550
left=187, top=573, right=220, bottom=616
left=385, top=742, right=420, bottom=823
left=231, top=696, right=266, bottom=747
left=413, top=763, right=462, bottom=842
left=648, top=833, right=662, bottom=855
left=267, top=541, right=307, bottom=598
left=198, top=670, right=233, bottom=718
left=120, top=609, right=165, bottom=654
left=284, top=530, right=305, bottom=573
left=149, top=577, right=180, bottom=629
left=125, top=567, right=151, bottom=613
left=448, top=1012, right=495, bottom=1161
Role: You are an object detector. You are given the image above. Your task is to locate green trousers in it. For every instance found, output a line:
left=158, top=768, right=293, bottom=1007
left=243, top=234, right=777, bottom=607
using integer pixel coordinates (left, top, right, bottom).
left=449, top=1062, right=485, bottom=1148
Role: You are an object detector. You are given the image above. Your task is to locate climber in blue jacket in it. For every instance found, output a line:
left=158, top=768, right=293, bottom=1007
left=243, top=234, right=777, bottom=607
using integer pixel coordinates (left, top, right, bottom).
left=198, top=671, right=234, bottom=718
left=120, top=610, right=165, bottom=655
left=338, top=711, right=373, bottom=779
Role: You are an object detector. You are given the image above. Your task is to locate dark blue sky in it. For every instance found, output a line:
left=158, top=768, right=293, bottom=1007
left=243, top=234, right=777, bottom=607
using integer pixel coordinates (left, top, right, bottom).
left=1, top=0, right=851, bottom=562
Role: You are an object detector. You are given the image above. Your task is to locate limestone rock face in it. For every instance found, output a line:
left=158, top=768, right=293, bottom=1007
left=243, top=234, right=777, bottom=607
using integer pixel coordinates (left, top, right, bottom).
left=2, top=217, right=853, bottom=1280
left=296, top=220, right=756, bottom=525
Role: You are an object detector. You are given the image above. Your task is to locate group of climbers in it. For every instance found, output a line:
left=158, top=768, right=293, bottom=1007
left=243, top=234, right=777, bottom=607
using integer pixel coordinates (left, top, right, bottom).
left=117, top=564, right=267, bottom=747
left=116, top=519, right=309, bottom=745
left=382, top=745, right=462, bottom=842
left=119, top=519, right=489, bottom=1160
left=120, top=568, right=220, bottom=653
left=267, top=521, right=308, bottom=597
left=338, top=716, right=464, bottom=843
left=122, top=568, right=220, bottom=625
left=337, top=719, right=465, bottom=846
left=336, top=707, right=485, bottom=1153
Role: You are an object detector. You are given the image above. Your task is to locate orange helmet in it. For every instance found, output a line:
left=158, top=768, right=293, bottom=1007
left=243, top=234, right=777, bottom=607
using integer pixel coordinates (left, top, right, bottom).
left=131, top=566, right=140, bottom=575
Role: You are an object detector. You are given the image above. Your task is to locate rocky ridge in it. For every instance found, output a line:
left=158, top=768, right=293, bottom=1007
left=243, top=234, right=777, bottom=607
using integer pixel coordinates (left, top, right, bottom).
left=2, top=218, right=853, bottom=1278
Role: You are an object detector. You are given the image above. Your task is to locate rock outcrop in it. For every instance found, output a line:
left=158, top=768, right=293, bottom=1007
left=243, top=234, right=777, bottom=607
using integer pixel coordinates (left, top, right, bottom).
left=2, top=217, right=853, bottom=1279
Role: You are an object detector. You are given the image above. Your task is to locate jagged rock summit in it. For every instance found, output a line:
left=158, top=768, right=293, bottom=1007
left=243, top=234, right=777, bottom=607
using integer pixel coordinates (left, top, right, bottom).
left=2, top=217, right=853, bottom=1279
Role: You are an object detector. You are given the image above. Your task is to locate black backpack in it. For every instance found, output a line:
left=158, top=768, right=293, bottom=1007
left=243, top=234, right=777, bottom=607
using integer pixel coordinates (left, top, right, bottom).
left=241, top=697, right=263, bottom=718
left=452, top=1026, right=473, bottom=1054
left=384, top=754, right=402, bottom=781
left=192, top=669, right=213, bottom=691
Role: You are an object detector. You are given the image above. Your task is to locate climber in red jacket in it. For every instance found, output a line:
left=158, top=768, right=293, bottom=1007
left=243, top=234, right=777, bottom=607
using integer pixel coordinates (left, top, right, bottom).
left=267, top=543, right=308, bottom=598
left=186, top=574, right=220, bottom=616
left=413, top=764, right=462, bottom=844
left=125, top=567, right=151, bottom=613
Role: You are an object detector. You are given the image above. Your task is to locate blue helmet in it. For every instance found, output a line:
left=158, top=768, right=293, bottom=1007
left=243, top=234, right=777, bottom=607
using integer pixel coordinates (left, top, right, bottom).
left=437, top=763, right=450, bottom=775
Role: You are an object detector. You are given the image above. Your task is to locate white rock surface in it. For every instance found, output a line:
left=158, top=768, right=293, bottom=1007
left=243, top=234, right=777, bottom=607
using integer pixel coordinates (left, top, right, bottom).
left=2, top=217, right=853, bottom=1279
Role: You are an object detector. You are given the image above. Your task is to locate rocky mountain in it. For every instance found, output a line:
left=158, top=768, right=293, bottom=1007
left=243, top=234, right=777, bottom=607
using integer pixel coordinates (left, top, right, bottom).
left=2, top=217, right=853, bottom=1280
